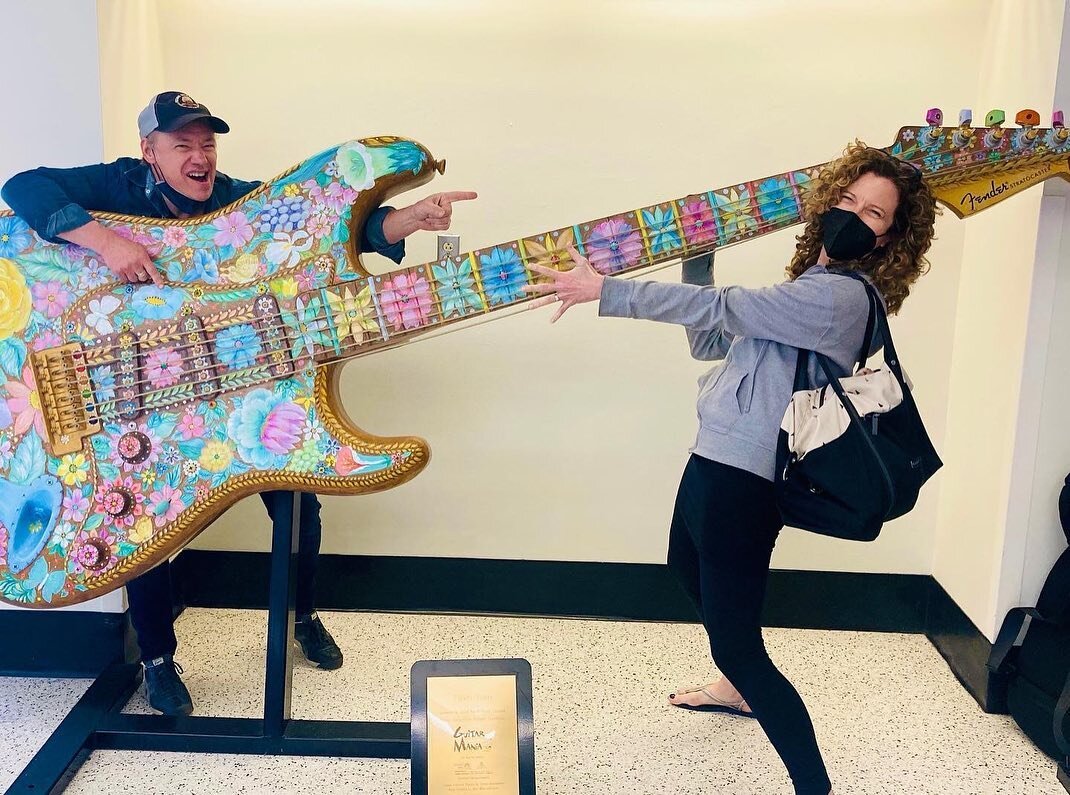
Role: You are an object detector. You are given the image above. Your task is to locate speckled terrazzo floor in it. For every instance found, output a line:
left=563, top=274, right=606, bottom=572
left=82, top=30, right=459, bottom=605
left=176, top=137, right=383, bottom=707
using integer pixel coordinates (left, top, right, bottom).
left=1, top=608, right=1063, bottom=794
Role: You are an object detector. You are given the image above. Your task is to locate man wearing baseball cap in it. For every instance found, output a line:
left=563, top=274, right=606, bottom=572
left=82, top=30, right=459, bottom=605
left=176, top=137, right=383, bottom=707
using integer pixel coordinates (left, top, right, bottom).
left=2, top=91, right=477, bottom=716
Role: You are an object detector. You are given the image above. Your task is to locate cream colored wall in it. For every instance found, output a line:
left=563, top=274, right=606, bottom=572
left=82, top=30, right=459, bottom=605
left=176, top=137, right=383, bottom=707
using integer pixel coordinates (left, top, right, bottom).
left=93, top=1, right=1054, bottom=586
left=930, top=0, right=1066, bottom=640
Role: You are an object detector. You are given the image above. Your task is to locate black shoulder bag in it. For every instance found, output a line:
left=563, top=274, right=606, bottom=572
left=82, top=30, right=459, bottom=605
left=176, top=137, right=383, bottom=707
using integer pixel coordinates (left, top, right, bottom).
left=774, top=273, right=942, bottom=541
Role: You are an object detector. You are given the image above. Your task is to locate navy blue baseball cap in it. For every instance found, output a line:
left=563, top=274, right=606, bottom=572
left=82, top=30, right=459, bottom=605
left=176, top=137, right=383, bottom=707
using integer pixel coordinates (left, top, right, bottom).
left=137, top=91, right=230, bottom=138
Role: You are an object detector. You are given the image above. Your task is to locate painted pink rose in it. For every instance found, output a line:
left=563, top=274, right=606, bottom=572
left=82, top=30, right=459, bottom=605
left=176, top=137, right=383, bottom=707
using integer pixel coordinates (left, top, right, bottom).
left=145, top=347, right=183, bottom=388
left=162, top=226, right=188, bottom=248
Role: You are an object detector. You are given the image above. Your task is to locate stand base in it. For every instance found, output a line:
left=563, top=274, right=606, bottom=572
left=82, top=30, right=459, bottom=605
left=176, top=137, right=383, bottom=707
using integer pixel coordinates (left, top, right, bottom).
left=8, top=663, right=409, bottom=794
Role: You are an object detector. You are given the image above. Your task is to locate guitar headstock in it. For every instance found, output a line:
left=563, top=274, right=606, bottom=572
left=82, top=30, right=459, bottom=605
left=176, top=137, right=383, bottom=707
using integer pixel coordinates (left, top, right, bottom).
left=886, top=107, right=1070, bottom=218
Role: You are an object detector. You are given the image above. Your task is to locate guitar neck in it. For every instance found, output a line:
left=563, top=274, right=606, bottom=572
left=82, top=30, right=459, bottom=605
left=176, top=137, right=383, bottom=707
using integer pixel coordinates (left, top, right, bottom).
left=310, top=162, right=825, bottom=364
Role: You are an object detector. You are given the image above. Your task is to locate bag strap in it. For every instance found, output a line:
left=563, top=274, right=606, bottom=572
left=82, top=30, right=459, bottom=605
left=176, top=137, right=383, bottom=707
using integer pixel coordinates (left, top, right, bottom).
left=838, top=271, right=906, bottom=383
left=790, top=270, right=879, bottom=393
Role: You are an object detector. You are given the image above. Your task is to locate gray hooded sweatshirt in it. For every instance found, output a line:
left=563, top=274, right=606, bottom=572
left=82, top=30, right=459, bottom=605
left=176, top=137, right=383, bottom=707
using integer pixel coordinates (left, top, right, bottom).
left=598, top=258, right=881, bottom=481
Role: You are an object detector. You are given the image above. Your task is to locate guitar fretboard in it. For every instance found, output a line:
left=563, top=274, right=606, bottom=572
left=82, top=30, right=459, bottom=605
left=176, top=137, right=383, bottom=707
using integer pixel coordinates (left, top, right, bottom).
left=293, top=164, right=823, bottom=365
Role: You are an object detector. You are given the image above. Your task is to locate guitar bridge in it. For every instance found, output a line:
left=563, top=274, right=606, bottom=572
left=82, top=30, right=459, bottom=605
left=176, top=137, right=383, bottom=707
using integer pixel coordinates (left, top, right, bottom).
left=29, top=343, right=102, bottom=455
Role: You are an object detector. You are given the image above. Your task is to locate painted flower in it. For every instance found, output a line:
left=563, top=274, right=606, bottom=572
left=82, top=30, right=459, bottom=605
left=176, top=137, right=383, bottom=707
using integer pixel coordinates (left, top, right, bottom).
left=325, top=286, right=379, bottom=344
left=199, top=439, right=233, bottom=473
left=478, top=247, right=527, bottom=305
left=92, top=476, right=145, bottom=528
left=265, top=231, right=313, bottom=268
left=30, top=280, right=72, bottom=318
left=0, top=217, right=32, bottom=258
left=177, top=410, right=205, bottom=440
left=80, top=259, right=112, bottom=289
left=71, top=526, right=118, bottom=574
left=111, top=424, right=162, bottom=472
left=0, top=521, right=7, bottom=567
left=162, top=226, right=188, bottom=248
left=258, top=196, right=312, bottom=235
left=269, top=277, right=298, bottom=299
left=322, top=182, right=357, bottom=214
left=296, top=266, right=320, bottom=292
left=641, top=206, right=682, bottom=255
left=56, top=453, right=90, bottom=487
left=379, top=271, right=432, bottom=331
left=194, top=483, right=210, bottom=501
left=306, top=211, right=334, bottom=240
left=924, top=153, right=952, bottom=172
left=524, top=228, right=575, bottom=273
left=289, top=439, right=321, bottom=472
left=129, top=516, right=154, bottom=544
left=144, top=347, right=184, bottom=388
left=681, top=199, right=717, bottom=246
left=431, top=259, right=483, bottom=318
left=91, top=365, right=116, bottom=404
left=147, top=484, right=185, bottom=527
left=161, top=445, right=181, bottom=466
left=4, top=365, right=44, bottom=437
left=289, top=296, right=330, bottom=357
left=0, top=432, right=13, bottom=464
left=212, top=211, right=255, bottom=248
left=221, top=253, right=262, bottom=283
left=756, top=177, right=797, bottom=225
left=63, top=490, right=91, bottom=524
left=335, top=141, right=376, bottom=191
left=85, top=295, right=121, bottom=334
left=228, top=389, right=306, bottom=468
left=713, top=187, right=759, bottom=239
left=215, top=324, right=262, bottom=370
left=185, top=249, right=219, bottom=282
left=586, top=219, right=642, bottom=274
left=31, top=330, right=63, bottom=352
left=0, top=258, right=32, bottom=340
left=131, top=286, right=186, bottom=320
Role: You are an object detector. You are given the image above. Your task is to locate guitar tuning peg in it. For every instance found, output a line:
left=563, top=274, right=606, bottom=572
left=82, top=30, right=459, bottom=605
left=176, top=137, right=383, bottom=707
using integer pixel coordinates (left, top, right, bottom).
left=1049, top=110, right=1069, bottom=146
left=1015, top=109, right=1041, bottom=146
left=983, top=109, right=1007, bottom=148
left=952, top=109, right=975, bottom=148
left=1015, top=109, right=1040, bottom=127
left=925, top=108, right=943, bottom=126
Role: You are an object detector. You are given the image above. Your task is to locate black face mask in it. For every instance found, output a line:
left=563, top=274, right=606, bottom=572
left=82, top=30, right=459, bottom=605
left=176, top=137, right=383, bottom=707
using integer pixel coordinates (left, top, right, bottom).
left=820, top=207, right=878, bottom=262
left=148, top=152, right=211, bottom=217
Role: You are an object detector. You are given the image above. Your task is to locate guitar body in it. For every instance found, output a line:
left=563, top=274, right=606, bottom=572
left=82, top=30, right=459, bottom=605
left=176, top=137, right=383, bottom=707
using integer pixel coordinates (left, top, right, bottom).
left=0, top=136, right=439, bottom=607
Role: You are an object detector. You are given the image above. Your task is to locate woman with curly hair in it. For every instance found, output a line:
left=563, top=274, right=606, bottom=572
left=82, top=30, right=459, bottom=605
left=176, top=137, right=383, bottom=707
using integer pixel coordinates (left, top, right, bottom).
left=523, top=143, right=939, bottom=795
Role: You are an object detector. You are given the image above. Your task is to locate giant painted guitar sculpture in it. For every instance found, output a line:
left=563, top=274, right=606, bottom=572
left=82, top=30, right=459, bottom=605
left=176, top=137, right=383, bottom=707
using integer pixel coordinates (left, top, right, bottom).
left=0, top=108, right=1067, bottom=608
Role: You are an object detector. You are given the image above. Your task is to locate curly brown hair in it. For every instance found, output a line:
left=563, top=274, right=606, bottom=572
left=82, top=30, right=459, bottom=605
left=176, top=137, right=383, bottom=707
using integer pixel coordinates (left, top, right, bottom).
left=787, top=141, right=939, bottom=314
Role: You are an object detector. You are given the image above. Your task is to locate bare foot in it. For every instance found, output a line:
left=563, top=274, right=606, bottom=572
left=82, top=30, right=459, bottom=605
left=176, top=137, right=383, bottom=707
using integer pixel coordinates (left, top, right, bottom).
left=668, top=678, right=752, bottom=714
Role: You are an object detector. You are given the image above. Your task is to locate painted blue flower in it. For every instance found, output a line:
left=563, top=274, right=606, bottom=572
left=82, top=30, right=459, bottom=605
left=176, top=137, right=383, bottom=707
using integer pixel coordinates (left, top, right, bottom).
left=184, top=249, right=219, bottom=282
left=91, top=365, right=116, bottom=403
left=756, top=177, right=797, bottom=225
left=257, top=196, right=312, bottom=235
left=215, top=324, right=262, bottom=370
left=432, top=259, right=483, bottom=317
left=641, top=207, right=682, bottom=255
left=478, top=247, right=527, bottom=306
left=0, top=217, right=32, bottom=258
left=131, top=286, right=186, bottom=320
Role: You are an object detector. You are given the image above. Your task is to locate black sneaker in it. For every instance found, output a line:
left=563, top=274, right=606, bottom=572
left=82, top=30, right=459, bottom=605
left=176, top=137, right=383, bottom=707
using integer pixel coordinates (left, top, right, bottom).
left=294, top=612, right=343, bottom=670
left=143, top=655, right=194, bottom=716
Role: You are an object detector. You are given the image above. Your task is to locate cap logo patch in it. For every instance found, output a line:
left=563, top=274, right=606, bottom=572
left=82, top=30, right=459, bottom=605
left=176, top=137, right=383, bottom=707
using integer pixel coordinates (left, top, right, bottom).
left=175, top=94, right=200, bottom=109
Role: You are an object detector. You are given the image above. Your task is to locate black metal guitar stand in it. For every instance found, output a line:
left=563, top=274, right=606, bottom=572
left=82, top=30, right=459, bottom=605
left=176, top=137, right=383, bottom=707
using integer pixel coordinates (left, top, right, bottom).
left=6, top=492, right=409, bottom=795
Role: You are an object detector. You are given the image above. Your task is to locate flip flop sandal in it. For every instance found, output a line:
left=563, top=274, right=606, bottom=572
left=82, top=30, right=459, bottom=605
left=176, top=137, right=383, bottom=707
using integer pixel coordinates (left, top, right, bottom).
left=669, top=685, right=756, bottom=719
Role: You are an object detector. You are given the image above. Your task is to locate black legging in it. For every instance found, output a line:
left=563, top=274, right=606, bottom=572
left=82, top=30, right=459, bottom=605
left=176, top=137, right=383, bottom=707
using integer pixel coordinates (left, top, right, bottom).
left=667, top=454, right=832, bottom=795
